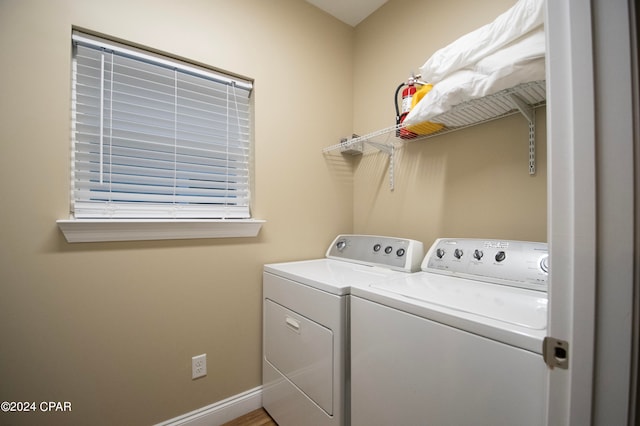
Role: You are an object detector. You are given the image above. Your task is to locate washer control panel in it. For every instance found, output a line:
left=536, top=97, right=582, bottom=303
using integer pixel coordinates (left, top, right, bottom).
left=326, top=234, right=424, bottom=272
left=424, top=238, right=549, bottom=291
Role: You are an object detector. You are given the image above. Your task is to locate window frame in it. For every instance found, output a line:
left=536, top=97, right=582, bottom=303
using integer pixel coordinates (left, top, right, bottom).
left=58, top=31, right=263, bottom=243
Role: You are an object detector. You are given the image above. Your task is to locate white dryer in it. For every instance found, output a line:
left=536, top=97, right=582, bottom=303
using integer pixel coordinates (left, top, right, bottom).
left=350, top=238, right=549, bottom=426
left=263, top=235, right=424, bottom=426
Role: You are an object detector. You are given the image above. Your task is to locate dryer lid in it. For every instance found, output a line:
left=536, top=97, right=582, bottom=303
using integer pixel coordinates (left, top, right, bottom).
left=265, top=259, right=408, bottom=295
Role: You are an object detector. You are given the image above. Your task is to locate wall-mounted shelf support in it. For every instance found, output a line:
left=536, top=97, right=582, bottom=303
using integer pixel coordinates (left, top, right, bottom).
left=332, top=134, right=396, bottom=190
left=376, top=143, right=395, bottom=191
left=509, top=93, right=537, bottom=175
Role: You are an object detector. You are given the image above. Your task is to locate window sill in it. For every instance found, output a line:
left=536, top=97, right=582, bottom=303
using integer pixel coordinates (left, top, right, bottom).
left=57, top=219, right=265, bottom=243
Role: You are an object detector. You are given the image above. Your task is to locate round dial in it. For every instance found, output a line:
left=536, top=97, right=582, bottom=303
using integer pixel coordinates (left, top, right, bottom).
left=540, top=255, right=549, bottom=273
left=473, top=249, right=484, bottom=260
left=454, top=248, right=463, bottom=259
left=495, top=251, right=506, bottom=262
left=373, top=244, right=381, bottom=252
left=384, top=246, right=393, bottom=254
left=336, top=240, right=347, bottom=251
left=436, top=248, right=445, bottom=259
left=396, top=248, right=406, bottom=257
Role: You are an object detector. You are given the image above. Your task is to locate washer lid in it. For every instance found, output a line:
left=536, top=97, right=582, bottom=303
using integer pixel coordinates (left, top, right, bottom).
left=264, top=259, right=407, bottom=295
left=370, top=272, right=548, bottom=330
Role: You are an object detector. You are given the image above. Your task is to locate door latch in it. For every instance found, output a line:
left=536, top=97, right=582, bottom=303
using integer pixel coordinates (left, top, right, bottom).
left=543, top=336, right=569, bottom=369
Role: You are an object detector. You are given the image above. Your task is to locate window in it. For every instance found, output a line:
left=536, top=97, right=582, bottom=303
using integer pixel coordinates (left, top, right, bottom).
left=58, top=32, right=262, bottom=242
left=70, top=31, right=253, bottom=220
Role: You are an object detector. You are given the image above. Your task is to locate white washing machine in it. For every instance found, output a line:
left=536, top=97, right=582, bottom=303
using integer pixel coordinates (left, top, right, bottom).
left=263, top=235, right=424, bottom=426
left=350, top=238, right=549, bottom=426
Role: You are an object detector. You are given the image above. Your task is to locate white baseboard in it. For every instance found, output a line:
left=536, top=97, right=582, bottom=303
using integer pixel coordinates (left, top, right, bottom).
left=155, top=386, right=263, bottom=426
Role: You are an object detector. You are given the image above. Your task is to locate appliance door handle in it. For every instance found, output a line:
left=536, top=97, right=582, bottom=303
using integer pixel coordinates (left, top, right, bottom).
left=285, top=316, right=301, bottom=333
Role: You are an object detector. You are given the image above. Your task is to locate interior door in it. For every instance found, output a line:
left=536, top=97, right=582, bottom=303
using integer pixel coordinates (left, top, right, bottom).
left=546, top=1, right=637, bottom=425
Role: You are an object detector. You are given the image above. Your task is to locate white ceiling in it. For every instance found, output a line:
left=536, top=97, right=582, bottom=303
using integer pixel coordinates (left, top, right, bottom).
left=304, top=0, right=389, bottom=26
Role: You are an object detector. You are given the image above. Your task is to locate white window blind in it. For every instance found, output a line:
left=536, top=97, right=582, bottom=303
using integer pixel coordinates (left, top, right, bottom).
left=71, top=32, right=253, bottom=219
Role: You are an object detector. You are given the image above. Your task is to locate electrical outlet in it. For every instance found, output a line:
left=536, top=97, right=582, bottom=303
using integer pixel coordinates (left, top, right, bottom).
left=192, top=354, right=207, bottom=379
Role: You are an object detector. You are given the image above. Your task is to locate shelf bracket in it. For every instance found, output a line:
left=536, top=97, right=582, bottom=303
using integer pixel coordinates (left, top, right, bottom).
left=384, top=143, right=395, bottom=191
left=509, top=94, right=536, bottom=175
left=334, top=134, right=396, bottom=191
left=362, top=139, right=395, bottom=191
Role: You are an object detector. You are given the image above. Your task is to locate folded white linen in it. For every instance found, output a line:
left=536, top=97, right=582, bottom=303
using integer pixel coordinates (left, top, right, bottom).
left=405, top=27, right=545, bottom=126
left=419, top=0, right=545, bottom=84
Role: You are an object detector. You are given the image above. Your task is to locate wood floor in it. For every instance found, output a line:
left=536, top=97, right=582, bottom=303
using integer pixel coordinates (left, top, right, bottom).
left=221, top=408, right=277, bottom=426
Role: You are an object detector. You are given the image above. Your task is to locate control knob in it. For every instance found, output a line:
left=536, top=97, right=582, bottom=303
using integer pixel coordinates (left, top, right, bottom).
left=336, top=240, right=347, bottom=251
left=373, top=244, right=381, bottom=252
left=454, top=248, right=463, bottom=259
left=540, top=255, right=549, bottom=273
left=473, top=249, right=483, bottom=260
left=436, top=248, right=445, bottom=259
left=495, top=251, right=506, bottom=262
left=396, top=248, right=406, bottom=257
left=385, top=246, right=393, bottom=254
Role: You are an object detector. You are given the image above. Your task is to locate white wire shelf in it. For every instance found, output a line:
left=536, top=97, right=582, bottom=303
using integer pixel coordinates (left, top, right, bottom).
left=323, top=80, right=546, bottom=189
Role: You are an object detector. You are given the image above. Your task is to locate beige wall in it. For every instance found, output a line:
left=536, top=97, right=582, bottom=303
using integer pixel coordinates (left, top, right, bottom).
left=0, top=0, right=547, bottom=424
left=352, top=0, right=547, bottom=245
left=0, top=1, right=353, bottom=425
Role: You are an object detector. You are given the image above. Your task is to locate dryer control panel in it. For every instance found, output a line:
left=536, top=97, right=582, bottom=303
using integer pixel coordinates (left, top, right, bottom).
left=326, top=235, right=424, bottom=272
left=424, top=238, right=549, bottom=291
